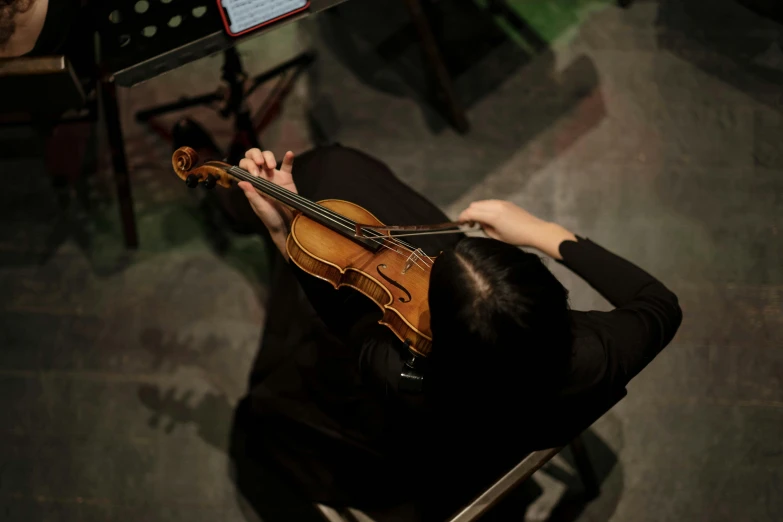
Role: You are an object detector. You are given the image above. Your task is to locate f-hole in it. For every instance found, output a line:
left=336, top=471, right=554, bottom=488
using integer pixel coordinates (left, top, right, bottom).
left=376, top=264, right=412, bottom=303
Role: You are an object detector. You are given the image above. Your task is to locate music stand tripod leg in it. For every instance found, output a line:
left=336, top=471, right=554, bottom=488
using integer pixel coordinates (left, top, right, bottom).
left=133, top=48, right=315, bottom=161
left=220, top=47, right=262, bottom=161
left=225, top=49, right=317, bottom=162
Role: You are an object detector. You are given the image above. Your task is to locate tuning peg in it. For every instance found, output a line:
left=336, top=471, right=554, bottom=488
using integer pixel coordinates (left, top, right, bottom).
left=185, top=174, right=199, bottom=188
left=203, top=174, right=218, bottom=190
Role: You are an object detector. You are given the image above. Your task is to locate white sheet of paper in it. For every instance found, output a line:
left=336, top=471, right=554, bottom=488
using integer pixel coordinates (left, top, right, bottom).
left=220, top=0, right=308, bottom=34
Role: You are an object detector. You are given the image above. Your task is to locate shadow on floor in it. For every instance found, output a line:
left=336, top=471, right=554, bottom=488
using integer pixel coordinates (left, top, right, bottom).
left=0, top=119, right=224, bottom=276
left=543, top=430, right=623, bottom=522
left=137, top=385, right=234, bottom=449
left=655, top=0, right=783, bottom=114
left=305, top=0, right=607, bottom=207
left=737, top=0, right=783, bottom=24
left=315, top=0, right=542, bottom=133
left=313, top=1, right=603, bottom=120
left=0, top=123, right=125, bottom=273
left=136, top=372, right=623, bottom=522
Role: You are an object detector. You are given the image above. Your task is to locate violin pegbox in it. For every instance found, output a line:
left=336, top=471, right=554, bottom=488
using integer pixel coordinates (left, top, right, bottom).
left=172, top=147, right=234, bottom=190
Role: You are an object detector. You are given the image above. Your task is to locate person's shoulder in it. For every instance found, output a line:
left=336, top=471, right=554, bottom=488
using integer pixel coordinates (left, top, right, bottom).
left=560, top=311, right=614, bottom=394
left=569, top=309, right=612, bottom=340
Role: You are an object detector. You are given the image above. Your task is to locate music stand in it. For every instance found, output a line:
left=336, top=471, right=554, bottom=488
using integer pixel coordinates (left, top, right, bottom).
left=134, top=48, right=315, bottom=162
left=85, top=1, right=347, bottom=247
left=94, top=1, right=330, bottom=154
left=94, top=0, right=347, bottom=86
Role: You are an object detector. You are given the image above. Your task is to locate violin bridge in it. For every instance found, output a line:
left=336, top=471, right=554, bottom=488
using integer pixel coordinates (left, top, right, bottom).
left=402, top=248, right=425, bottom=274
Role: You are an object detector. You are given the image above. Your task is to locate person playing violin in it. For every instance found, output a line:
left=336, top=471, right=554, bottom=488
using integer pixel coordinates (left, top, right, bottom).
left=228, top=144, right=682, bottom=521
left=1, top=0, right=85, bottom=58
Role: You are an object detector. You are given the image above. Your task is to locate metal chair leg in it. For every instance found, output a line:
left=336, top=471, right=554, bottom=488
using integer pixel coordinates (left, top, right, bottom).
left=100, top=77, right=138, bottom=249
left=569, top=434, right=600, bottom=500
left=448, top=447, right=563, bottom=522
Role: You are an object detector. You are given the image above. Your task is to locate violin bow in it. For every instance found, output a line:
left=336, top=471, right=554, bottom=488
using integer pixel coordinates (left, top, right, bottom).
left=354, top=221, right=480, bottom=238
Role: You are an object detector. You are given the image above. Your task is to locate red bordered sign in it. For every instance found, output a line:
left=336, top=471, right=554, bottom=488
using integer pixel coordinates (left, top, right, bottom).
left=217, top=0, right=311, bottom=37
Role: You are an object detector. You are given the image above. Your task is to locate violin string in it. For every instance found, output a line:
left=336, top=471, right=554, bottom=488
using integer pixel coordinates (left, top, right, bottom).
left=228, top=165, right=450, bottom=257
left=229, top=166, right=367, bottom=232
left=232, top=173, right=449, bottom=263
left=374, top=238, right=430, bottom=272
left=227, top=166, right=433, bottom=271
left=236, top=171, right=445, bottom=269
left=228, top=167, right=443, bottom=269
left=383, top=229, right=477, bottom=238
left=229, top=166, right=391, bottom=240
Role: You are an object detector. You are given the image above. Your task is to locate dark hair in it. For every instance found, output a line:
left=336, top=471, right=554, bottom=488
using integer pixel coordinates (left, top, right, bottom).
left=0, top=0, right=34, bottom=47
left=427, top=237, right=573, bottom=401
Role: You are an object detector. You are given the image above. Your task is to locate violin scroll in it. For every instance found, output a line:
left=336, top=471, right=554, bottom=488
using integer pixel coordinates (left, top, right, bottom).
left=172, top=147, right=234, bottom=189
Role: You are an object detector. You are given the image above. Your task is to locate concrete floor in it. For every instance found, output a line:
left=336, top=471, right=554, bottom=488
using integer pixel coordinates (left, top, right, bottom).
left=1, top=0, right=782, bottom=520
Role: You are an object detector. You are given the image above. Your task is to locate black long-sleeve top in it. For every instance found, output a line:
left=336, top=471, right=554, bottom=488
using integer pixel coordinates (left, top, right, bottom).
left=292, top=236, right=682, bottom=406
left=243, top=234, right=682, bottom=516
left=235, top=145, right=682, bottom=517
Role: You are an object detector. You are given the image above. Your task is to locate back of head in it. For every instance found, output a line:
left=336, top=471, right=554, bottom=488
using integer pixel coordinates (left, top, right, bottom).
left=427, top=237, right=573, bottom=403
left=0, top=1, right=34, bottom=50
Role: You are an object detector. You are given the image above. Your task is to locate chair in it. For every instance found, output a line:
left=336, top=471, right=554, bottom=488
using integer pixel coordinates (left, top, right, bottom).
left=0, top=54, right=138, bottom=248
left=314, top=438, right=590, bottom=522
left=314, top=388, right=626, bottom=522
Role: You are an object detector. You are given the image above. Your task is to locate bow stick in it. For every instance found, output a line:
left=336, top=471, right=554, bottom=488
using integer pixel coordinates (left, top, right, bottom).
left=354, top=221, right=479, bottom=238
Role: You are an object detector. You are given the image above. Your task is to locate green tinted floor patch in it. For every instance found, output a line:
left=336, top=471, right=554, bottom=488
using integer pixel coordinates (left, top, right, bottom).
left=479, top=0, right=613, bottom=48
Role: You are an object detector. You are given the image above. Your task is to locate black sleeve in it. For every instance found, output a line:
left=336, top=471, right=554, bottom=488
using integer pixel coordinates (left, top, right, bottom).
left=558, top=237, right=683, bottom=386
left=290, top=264, right=404, bottom=391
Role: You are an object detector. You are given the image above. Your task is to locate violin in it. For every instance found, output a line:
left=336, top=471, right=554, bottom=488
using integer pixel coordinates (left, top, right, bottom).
left=171, top=147, right=475, bottom=358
